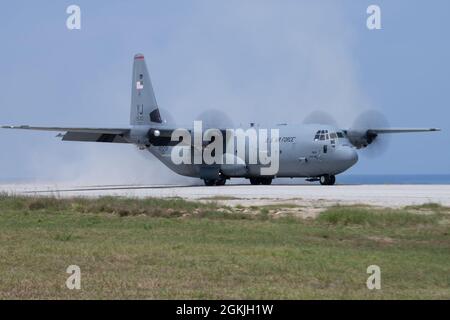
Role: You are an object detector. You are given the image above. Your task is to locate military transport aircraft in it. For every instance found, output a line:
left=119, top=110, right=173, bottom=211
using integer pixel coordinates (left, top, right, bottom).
left=2, top=54, right=440, bottom=186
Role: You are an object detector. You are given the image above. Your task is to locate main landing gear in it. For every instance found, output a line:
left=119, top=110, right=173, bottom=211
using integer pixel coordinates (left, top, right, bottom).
left=249, top=177, right=273, bottom=185
left=203, top=178, right=227, bottom=186
left=319, top=174, right=336, bottom=186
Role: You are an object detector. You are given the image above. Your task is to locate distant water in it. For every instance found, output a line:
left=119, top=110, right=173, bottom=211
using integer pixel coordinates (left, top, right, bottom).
left=338, top=174, right=450, bottom=185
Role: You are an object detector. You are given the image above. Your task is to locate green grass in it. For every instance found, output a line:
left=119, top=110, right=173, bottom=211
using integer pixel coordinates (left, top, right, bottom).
left=0, top=195, right=449, bottom=299
left=405, top=202, right=450, bottom=213
left=317, top=206, right=441, bottom=227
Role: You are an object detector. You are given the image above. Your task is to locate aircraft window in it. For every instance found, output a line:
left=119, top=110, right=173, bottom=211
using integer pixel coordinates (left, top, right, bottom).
left=314, top=130, right=320, bottom=141
left=330, top=133, right=337, bottom=139
left=315, top=130, right=332, bottom=141
left=337, top=132, right=344, bottom=138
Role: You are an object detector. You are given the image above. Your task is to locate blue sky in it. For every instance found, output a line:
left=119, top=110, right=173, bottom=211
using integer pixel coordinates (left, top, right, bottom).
left=0, top=0, right=449, bottom=183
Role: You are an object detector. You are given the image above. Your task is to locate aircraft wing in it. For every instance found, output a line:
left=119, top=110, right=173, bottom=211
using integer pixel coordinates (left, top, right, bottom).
left=345, top=127, right=441, bottom=149
left=367, top=128, right=441, bottom=134
left=1, top=125, right=131, bottom=143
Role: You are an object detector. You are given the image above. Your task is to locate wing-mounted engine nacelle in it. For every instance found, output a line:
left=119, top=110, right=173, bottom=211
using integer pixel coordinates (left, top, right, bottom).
left=147, top=128, right=161, bottom=144
left=345, top=129, right=378, bottom=149
left=129, top=127, right=170, bottom=148
left=146, top=128, right=178, bottom=147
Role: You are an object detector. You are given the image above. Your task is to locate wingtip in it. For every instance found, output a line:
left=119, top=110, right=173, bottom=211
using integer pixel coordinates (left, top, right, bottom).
left=1, top=125, right=30, bottom=129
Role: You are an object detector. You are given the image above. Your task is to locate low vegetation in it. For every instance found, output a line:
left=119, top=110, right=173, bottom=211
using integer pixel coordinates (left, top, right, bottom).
left=0, top=194, right=449, bottom=299
left=317, top=205, right=441, bottom=227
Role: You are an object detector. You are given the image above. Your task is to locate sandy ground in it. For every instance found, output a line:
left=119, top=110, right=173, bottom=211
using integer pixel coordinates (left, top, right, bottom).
left=1, top=183, right=449, bottom=208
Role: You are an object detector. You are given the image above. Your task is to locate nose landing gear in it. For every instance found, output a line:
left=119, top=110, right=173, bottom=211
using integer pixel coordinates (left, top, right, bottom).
left=319, top=175, right=336, bottom=186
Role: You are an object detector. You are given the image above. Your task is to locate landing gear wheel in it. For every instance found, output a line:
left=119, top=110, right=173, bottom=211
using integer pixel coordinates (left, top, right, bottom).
left=329, top=175, right=336, bottom=185
left=215, top=178, right=226, bottom=186
left=203, top=178, right=227, bottom=186
left=320, top=175, right=336, bottom=186
left=204, top=179, right=216, bottom=186
left=250, top=177, right=273, bottom=185
left=319, top=176, right=327, bottom=185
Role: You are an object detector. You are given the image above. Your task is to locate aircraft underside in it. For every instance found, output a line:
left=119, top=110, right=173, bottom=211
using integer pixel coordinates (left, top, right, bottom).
left=148, top=147, right=348, bottom=186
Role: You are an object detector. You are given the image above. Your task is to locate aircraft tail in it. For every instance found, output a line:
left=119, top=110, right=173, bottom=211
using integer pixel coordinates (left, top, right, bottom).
left=130, top=53, right=162, bottom=125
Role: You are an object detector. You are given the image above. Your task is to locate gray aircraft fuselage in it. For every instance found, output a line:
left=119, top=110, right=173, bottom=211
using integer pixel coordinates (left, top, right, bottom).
left=135, top=123, right=358, bottom=179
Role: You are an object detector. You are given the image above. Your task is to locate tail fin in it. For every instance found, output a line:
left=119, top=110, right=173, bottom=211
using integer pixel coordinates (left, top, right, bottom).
left=130, top=53, right=162, bottom=125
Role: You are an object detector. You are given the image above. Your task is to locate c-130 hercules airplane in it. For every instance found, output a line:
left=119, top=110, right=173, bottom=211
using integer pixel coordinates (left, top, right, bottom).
left=2, top=54, right=440, bottom=186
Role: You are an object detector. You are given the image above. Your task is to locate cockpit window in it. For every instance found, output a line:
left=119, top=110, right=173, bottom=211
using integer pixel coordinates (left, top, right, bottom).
left=314, top=130, right=329, bottom=141
left=314, top=130, right=343, bottom=142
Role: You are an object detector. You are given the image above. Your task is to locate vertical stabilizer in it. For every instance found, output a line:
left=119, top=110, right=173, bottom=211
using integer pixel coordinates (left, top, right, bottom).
left=130, top=53, right=162, bottom=125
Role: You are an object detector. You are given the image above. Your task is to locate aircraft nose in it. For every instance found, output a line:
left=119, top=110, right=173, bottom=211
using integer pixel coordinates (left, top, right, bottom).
left=336, top=146, right=358, bottom=168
